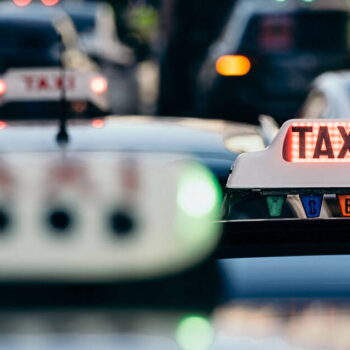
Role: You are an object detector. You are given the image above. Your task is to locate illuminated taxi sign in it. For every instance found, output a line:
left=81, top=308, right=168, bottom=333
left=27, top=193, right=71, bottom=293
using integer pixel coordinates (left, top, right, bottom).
left=226, top=119, right=350, bottom=218
left=227, top=119, right=350, bottom=190
left=283, top=121, right=350, bottom=163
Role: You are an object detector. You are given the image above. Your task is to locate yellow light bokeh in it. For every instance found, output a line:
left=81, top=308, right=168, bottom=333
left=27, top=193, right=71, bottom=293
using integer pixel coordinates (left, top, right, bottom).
left=216, top=55, right=251, bottom=76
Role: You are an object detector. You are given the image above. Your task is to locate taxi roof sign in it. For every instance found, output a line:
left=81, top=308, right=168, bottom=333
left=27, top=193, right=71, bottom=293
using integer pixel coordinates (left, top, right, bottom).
left=227, top=119, right=350, bottom=190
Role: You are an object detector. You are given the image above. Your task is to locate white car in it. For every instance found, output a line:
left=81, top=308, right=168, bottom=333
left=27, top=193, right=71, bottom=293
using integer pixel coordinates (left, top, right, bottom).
left=62, top=1, right=134, bottom=67
left=0, top=4, right=109, bottom=118
left=300, top=71, right=350, bottom=120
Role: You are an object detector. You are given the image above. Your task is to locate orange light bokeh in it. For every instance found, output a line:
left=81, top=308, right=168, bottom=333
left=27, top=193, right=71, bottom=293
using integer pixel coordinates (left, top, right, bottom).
left=216, top=55, right=251, bottom=76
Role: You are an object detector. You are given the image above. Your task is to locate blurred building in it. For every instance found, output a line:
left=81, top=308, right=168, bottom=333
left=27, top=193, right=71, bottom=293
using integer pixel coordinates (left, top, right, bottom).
left=157, top=0, right=237, bottom=116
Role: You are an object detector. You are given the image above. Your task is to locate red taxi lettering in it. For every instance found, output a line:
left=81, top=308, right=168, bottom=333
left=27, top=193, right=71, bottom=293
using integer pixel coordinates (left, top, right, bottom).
left=56, top=76, right=75, bottom=90
left=313, top=126, right=334, bottom=159
left=338, top=127, right=350, bottom=158
left=291, top=126, right=312, bottom=158
left=23, top=76, right=34, bottom=90
left=284, top=122, right=350, bottom=162
left=22, top=75, right=75, bottom=91
left=38, top=77, right=49, bottom=90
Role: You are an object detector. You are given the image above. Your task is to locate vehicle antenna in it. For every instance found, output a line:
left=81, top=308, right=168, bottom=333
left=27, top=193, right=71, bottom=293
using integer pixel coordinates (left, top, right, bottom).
left=56, top=33, right=69, bottom=147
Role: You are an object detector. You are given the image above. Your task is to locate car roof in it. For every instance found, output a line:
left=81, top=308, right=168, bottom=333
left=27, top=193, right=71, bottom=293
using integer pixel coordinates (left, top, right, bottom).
left=216, top=0, right=350, bottom=56
left=234, top=0, right=350, bottom=15
left=0, top=116, right=256, bottom=160
left=306, top=71, right=350, bottom=119
left=0, top=3, right=63, bottom=23
left=61, top=1, right=101, bottom=16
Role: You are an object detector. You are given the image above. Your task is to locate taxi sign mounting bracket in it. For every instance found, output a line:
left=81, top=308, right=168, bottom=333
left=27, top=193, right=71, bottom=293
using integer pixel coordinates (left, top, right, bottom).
left=56, top=33, right=69, bottom=147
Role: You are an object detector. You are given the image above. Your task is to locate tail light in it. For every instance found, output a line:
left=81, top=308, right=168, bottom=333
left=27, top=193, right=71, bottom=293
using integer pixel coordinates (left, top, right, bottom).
left=13, top=0, right=32, bottom=6
left=91, top=119, right=105, bottom=129
left=71, top=101, right=87, bottom=114
left=0, top=80, right=7, bottom=96
left=41, top=0, right=60, bottom=5
left=90, top=76, right=108, bottom=95
left=216, top=55, right=251, bottom=76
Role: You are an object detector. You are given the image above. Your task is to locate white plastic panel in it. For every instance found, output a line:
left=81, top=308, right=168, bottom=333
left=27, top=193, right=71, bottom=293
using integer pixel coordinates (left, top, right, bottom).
left=1, top=68, right=108, bottom=110
left=0, top=152, right=221, bottom=281
left=227, top=119, right=350, bottom=189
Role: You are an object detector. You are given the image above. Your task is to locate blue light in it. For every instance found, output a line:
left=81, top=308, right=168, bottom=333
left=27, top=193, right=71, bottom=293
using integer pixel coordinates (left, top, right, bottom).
left=300, top=195, right=323, bottom=218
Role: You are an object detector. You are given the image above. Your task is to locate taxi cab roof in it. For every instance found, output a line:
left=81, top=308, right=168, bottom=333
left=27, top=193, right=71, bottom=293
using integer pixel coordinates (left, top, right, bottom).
left=0, top=6, right=65, bottom=28
left=234, top=0, right=350, bottom=14
left=0, top=116, right=255, bottom=159
left=215, top=0, right=350, bottom=58
left=62, top=1, right=104, bottom=15
left=0, top=3, right=62, bottom=19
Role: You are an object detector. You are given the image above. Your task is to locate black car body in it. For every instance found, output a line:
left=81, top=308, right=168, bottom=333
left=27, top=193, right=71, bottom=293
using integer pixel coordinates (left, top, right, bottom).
left=196, top=0, right=350, bottom=123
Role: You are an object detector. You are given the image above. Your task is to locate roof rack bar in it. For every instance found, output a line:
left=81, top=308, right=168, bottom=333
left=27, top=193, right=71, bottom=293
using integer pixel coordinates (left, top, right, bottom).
left=216, top=219, right=350, bottom=259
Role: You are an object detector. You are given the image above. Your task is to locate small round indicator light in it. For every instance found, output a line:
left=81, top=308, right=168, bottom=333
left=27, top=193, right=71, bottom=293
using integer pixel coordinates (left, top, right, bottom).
left=109, top=211, right=135, bottom=237
left=47, top=209, right=73, bottom=233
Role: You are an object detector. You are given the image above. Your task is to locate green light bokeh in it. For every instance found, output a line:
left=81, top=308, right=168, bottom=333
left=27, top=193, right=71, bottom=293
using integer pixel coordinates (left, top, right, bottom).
left=176, top=315, right=214, bottom=350
left=176, top=163, right=222, bottom=246
left=177, top=163, right=222, bottom=218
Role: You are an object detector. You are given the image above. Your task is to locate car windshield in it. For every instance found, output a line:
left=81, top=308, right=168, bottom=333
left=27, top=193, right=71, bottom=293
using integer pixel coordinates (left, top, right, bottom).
left=0, top=19, right=60, bottom=69
left=241, top=10, right=349, bottom=53
left=0, top=21, right=57, bottom=51
left=69, top=14, right=95, bottom=34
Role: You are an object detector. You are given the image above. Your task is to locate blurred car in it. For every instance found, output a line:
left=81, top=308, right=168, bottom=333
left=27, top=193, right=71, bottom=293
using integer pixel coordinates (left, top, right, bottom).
left=196, top=0, right=350, bottom=123
left=0, top=114, right=225, bottom=349
left=0, top=4, right=109, bottom=118
left=157, top=0, right=236, bottom=117
left=0, top=116, right=261, bottom=187
left=0, top=115, right=258, bottom=317
left=300, top=70, right=350, bottom=119
left=214, top=118, right=350, bottom=350
left=61, top=1, right=140, bottom=115
left=62, top=1, right=134, bottom=67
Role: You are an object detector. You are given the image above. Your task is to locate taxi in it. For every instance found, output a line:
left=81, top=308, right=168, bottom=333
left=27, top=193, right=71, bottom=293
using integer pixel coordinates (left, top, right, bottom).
left=211, top=118, right=350, bottom=349
left=0, top=113, right=225, bottom=349
left=224, top=118, right=350, bottom=219
left=0, top=4, right=109, bottom=118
